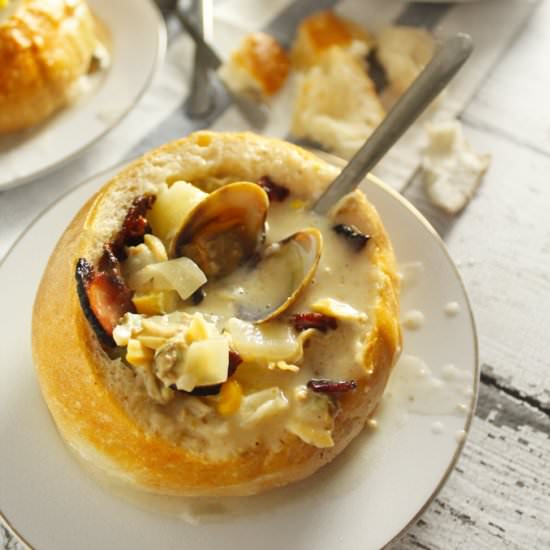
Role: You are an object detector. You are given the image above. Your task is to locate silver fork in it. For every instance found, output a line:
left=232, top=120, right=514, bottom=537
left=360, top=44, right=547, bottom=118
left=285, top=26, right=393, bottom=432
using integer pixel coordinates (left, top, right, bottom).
left=174, top=3, right=268, bottom=129
left=184, top=0, right=215, bottom=118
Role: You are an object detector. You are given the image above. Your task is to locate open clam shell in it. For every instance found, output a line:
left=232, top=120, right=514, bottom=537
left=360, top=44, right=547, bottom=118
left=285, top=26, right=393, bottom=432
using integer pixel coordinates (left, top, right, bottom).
left=236, top=227, right=323, bottom=323
left=172, top=182, right=269, bottom=278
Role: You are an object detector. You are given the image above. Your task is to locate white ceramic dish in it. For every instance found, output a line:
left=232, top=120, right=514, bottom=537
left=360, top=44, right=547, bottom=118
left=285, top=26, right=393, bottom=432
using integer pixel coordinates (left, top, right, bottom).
left=0, top=164, right=478, bottom=550
left=0, top=0, right=166, bottom=191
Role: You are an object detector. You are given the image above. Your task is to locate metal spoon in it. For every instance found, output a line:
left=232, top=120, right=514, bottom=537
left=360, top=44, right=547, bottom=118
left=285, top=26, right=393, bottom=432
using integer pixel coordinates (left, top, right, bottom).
left=232, top=33, right=473, bottom=323
left=313, top=33, right=474, bottom=215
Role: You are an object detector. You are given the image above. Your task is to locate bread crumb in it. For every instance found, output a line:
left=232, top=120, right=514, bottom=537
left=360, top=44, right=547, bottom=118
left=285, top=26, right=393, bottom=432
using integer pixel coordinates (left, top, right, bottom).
left=291, top=10, right=373, bottom=70
left=218, top=32, right=290, bottom=100
left=421, top=120, right=490, bottom=214
left=376, top=25, right=435, bottom=108
left=291, top=45, right=384, bottom=159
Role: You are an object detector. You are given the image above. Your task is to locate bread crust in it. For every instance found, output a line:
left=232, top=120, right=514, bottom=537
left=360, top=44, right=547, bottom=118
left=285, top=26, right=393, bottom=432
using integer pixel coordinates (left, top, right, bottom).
left=32, top=132, right=401, bottom=496
left=222, top=32, right=290, bottom=98
left=0, top=0, right=97, bottom=134
left=291, top=10, right=373, bottom=70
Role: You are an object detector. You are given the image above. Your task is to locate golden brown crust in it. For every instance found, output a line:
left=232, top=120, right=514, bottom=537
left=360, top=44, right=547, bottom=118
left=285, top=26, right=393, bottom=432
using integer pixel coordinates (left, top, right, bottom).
left=32, top=132, right=401, bottom=496
left=0, top=0, right=97, bottom=134
left=230, top=32, right=290, bottom=97
left=291, top=10, right=373, bottom=70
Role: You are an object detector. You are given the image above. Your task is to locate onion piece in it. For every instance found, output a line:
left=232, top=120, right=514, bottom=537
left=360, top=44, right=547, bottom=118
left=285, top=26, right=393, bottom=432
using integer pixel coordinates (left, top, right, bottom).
left=147, top=181, right=207, bottom=246
left=130, top=257, right=207, bottom=300
left=311, top=298, right=368, bottom=322
left=226, top=317, right=302, bottom=363
left=176, top=337, right=229, bottom=392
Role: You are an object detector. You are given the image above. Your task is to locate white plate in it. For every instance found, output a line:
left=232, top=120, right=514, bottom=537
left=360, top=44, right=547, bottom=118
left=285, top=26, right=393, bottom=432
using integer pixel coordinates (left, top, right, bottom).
left=0, top=0, right=166, bottom=191
left=0, top=166, right=478, bottom=550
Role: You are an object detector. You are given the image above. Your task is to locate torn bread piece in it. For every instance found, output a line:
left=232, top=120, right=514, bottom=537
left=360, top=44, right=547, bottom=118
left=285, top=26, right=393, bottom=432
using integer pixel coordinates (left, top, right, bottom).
left=291, top=45, right=385, bottom=159
left=218, top=32, right=290, bottom=100
left=421, top=120, right=490, bottom=214
left=291, top=10, right=373, bottom=70
left=375, top=26, right=435, bottom=109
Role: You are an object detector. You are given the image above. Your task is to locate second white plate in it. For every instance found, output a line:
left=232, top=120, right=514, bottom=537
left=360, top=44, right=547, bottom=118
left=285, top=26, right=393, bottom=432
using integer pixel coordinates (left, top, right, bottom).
left=0, top=0, right=166, bottom=191
left=0, top=165, right=478, bottom=550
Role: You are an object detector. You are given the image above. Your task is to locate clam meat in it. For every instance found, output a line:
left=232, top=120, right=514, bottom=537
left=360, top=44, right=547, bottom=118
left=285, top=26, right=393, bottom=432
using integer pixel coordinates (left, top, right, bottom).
left=172, top=182, right=270, bottom=278
left=201, top=228, right=323, bottom=323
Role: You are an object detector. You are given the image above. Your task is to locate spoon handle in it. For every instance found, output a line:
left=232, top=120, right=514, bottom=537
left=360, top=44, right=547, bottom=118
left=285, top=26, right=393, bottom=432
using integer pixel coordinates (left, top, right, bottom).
left=312, top=33, right=474, bottom=215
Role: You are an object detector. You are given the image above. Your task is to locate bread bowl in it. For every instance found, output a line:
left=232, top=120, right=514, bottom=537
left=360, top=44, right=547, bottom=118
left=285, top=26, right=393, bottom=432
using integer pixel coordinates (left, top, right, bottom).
left=0, top=0, right=103, bottom=134
left=32, top=131, right=401, bottom=497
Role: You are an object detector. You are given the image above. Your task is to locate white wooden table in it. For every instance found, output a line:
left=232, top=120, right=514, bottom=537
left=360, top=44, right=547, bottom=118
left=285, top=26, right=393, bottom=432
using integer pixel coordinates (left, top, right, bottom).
left=1, top=1, right=549, bottom=548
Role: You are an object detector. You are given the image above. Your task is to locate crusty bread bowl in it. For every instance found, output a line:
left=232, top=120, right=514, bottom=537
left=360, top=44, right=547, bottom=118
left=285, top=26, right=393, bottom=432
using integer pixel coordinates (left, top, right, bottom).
left=32, top=132, right=401, bottom=497
left=0, top=0, right=99, bottom=134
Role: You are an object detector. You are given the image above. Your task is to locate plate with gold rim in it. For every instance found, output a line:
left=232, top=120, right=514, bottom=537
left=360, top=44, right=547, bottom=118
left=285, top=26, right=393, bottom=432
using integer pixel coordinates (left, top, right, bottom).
left=0, top=0, right=166, bottom=191
left=0, top=161, right=478, bottom=550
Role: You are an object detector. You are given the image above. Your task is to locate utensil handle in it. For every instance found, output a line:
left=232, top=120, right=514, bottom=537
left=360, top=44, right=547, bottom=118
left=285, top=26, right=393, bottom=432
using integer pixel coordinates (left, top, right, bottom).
left=185, top=0, right=215, bottom=118
left=313, top=33, right=474, bottom=215
left=176, top=7, right=268, bottom=128
left=177, top=3, right=221, bottom=70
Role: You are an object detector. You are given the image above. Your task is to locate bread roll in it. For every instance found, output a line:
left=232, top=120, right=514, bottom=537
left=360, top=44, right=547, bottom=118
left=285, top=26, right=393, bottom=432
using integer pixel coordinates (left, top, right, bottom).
left=291, top=46, right=385, bottom=160
left=0, top=0, right=99, bottom=134
left=375, top=26, right=435, bottom=109
left=32, top=132, right=401, bottom=497
left=291, top=10, right=373, bottom=70
left=219, top=32, right=290, bottom=100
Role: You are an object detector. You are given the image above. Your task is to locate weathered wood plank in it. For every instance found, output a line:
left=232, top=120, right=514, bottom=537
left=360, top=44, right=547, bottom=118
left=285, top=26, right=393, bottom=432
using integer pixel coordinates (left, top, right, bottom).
left=3, top=2, right=550, bottom=548
left=403, top=123, right=550, bottom=405
left=3, top=371, right=547, bottom=550
left=462, top=0, right=550, bottom=155
left=391, top=371, right=550, bottom=550
left=0, top=524, right=21, bottom=550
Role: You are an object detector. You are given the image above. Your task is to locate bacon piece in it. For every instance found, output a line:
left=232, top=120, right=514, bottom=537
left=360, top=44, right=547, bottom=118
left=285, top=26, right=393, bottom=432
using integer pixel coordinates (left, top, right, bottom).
left=87, top=272, right=134, bottom=335
left=290, top=312, right=337, bottom=332
left=75, top=255, right=135, bottom=346
left=228, top=350, right=243, bottom=377
left=332, top=223, right=370, bottom=252
left=75, top=195, right=156, bottom=345
left=110, top=195, right=156, bottom=258
left=191, top=287, right=205, bottom=305
left=307, top=379, right=357, bottom=394
left=257, top=175, right=290, bottom=202
left=75, top=259, right=113, bottom=346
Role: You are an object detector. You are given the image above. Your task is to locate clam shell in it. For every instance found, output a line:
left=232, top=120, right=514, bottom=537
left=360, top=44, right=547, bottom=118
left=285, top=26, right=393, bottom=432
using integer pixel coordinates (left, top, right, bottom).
left=237, top=227, right=323, bottom=323
left=172, top=182, right=269, bottom=278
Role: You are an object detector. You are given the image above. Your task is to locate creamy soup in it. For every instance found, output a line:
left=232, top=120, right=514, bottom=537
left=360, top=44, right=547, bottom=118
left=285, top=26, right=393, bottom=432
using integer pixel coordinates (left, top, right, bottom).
left=103, top=179, right=381, bottom=461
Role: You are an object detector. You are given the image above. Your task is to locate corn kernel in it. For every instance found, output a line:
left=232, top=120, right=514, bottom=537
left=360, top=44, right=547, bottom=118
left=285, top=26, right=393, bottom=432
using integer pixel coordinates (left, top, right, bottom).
left=126, top=339, right=154, bottom=368
left=268, top=361, right=300, bottom=373
left=185, top=315, right=210, bottom=343
left=290, top=199, right=305, bottom=210
left=141, top=319, right=180, bottom=338
left=216, top=380, right=243, bottom=416
left=144, top=234, right=168, bottom=262
left=138, top=335, right=167, bottom=350
left=132, top=290, right=178, bottom=315
left=196, top=133, right=211, bottom=147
